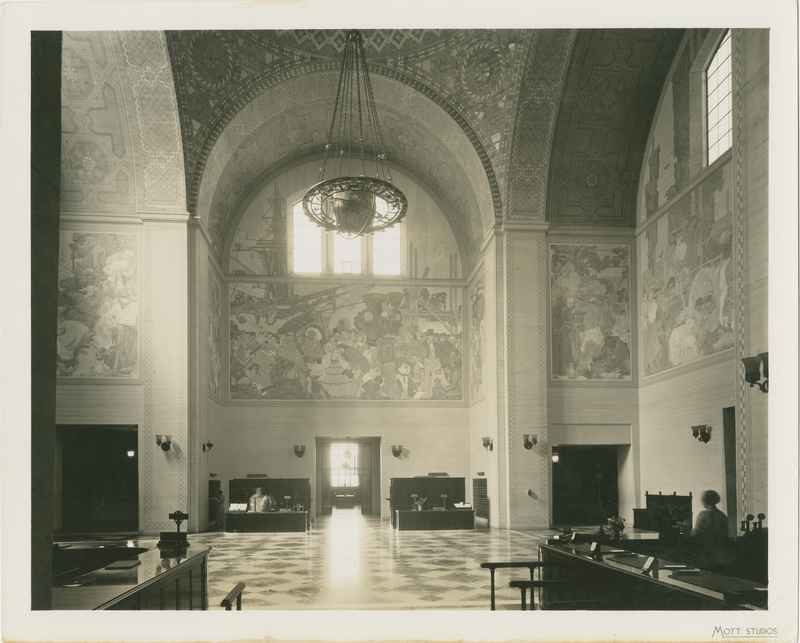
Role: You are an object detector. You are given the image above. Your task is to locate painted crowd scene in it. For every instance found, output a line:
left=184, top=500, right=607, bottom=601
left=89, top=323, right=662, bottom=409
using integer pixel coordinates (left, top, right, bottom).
left=229, top=282, right=463, bottom=401
left=550, top=243, right=632, bottom=381
left=639, top=163, right=734, bottom=377
left=56, top=232, right=139, bottom=378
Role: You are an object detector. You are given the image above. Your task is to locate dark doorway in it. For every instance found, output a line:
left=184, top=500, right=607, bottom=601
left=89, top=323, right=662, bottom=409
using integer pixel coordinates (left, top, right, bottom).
left=723, top=406, right=738, bottom=536
left=552, top=445, right=619, bottom=526
left=56, top=425, right=138, bottom=534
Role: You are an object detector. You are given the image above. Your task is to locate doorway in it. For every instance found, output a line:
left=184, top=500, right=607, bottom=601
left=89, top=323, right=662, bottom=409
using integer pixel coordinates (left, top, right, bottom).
left=55, top=425, right=139, bottom=534
left=552, top=445, right=619, bottom=526
left=316, top=438, right=380, bottom=517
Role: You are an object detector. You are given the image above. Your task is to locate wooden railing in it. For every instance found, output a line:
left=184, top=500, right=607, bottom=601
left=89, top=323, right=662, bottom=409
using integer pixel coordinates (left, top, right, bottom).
left=221, top=582, right=246, bottom=611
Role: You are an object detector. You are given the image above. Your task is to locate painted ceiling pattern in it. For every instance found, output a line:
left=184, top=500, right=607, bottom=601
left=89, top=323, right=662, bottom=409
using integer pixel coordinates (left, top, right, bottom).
left=61, top=32, right=136, bottom=211
left=546, top=29, right=684, bottom=226
left=164, top=30, right=529, bottom=244
left=61, top=32, right=186, bottom=214
left=147, top=28, right=687, bottom=263
left=507, top=30, right=575, bottom=219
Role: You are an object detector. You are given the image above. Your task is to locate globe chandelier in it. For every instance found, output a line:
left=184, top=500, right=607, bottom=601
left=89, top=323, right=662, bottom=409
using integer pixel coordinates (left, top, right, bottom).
left=302, top=30, right=407, bottom=239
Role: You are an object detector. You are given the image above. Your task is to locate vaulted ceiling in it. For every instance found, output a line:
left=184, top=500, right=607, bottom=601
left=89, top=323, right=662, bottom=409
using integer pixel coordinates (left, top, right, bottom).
left=60, top=29, right=685, bottom=273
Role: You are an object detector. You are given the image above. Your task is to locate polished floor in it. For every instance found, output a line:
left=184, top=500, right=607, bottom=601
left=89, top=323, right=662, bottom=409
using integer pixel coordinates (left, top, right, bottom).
left=188, top=507, right=560, bottom=610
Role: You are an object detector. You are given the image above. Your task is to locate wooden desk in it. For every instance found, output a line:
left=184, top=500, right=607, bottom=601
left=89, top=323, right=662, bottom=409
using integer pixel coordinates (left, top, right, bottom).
left=539, top=542, right=766, bottom=611
left=224, top=510, right=309, bottom=532
left=395, top=509, right=475, bottom=531
left=52, top=545, right=211, bottom=610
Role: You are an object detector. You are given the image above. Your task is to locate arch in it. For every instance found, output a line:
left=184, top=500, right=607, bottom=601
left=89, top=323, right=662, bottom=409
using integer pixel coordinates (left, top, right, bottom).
left=221, top=152, right=470, bottom=280
left=192, top=64, right=496, bottom=267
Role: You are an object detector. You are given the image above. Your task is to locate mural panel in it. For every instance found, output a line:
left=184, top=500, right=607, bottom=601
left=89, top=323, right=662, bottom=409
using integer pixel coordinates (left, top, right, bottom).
left=640, top=162, right=734, bottom=377
left=57, top=232, right=139, bottom=378
left=550, top=243, right=631, bottom=381
left=229, top=282, right=463, bottom=401
left=208, top=268, right=222, bottom=397
left=470, top=275, right=485, bottom=400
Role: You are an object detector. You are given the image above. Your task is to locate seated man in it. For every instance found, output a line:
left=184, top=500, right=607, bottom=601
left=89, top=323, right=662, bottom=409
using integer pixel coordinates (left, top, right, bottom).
left=248, top=487, right=276, bottom=512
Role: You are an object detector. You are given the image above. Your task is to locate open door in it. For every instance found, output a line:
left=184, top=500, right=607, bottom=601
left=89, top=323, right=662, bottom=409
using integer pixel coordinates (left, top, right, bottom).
left=316, top=438, right=380, bottom=517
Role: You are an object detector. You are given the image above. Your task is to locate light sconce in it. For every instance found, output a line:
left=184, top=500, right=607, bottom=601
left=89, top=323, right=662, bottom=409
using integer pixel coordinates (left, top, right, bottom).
left=126, top=449, right=135, bottom=458
left=523, top=434, right=538, bottom=449
left=741, top=352, right=768, bottom=393
left=482, top=437, right=493, bottom=452
left=691, top=425, right=712, bottom=444
left=294, top=445, right=306, bottom=458
left=202, top=441, right=213, bottom=453
left=391, top=445, right=403, bottom=458
left=156, top=435, right=172, bottom=452
left=552, top=450, right=560, bottom=463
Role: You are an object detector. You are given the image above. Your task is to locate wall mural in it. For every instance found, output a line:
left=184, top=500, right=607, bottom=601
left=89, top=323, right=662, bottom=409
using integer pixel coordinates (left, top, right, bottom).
left=470, top=275, right=485, bottom=400
left=229, top=282, right=463, bottom=401
left=57, top=232, right=139, bottom=378
left=550, top=243, right=632, bottom=381
left=640, top=162, right=734, bottom=377
left=208, top=267, right=222, bottom=397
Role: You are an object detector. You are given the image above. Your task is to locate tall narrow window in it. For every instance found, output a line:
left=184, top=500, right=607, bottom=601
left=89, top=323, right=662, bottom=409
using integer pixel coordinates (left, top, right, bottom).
left=372, top=225, right=401, bottom=275
left=333, top=233, right=362, bottom=274
left=330, top=443, right=359, bottom=488
left=292, top=201, right=322, bottom=273
left=707, top=30, right=732, bottom=165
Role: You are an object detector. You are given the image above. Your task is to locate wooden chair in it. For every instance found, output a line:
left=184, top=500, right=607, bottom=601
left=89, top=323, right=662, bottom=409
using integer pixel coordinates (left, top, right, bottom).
left=479, top=561, right=545, bottom=610
left=220, top=582, right=246, bottom=610
left=508, top=579, right=577, bottom=610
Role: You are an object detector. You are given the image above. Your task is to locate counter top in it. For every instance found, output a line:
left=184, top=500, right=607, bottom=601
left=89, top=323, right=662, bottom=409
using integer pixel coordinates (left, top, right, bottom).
left=540, top=542, right=766, bottom=610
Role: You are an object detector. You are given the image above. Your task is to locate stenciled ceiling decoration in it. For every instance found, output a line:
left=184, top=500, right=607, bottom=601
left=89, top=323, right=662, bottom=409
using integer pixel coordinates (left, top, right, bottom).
left=165, top=30, right=530, bottom=244
left=162, top=28, right=687, bottom=268
left=61, top=31, right=186, bottom=215
left=545, top=29, right=684, bottom=227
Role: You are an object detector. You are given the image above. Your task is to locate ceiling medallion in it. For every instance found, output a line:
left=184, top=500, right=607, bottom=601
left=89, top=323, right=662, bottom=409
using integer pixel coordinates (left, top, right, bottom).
left=302, top=30, right=407, bottom=239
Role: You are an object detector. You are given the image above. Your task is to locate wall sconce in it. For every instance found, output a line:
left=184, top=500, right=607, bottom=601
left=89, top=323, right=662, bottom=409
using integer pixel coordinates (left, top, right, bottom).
left=691, top=425, right=712, bottom=444
left=294, top=445, right=306, bottom=458
left=156, top=435, right=172, bottom=452
left=552, top=450, right=559, bottom=463
left=741, top=352, right=768, bottom=393
left=202, top=441, right=213, bottom=452
left=482, top=437, right=493, bottom=452
left=126, top=449, right=135, bottom=458
left=523, top=434, right=538, bottom=449
left=391, top=445, right=403, bottom=458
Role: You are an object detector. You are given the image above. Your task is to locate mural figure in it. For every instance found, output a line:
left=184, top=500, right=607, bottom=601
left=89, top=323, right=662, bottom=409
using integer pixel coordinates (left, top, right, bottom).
left=639, top=163, right=734, bottom=377
left=208, top=268, right=222, bottom=397
left=550, top=244, right=632, bottom=381
left=469, top=276, right=485, bottom=400
left=57, top=232, right=138, bottom=378
left=229, top=282, right=463, bottom=401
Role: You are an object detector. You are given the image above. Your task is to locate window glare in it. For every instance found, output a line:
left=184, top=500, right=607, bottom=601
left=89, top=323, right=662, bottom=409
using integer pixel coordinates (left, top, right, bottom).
left=707, top=30, right=732, bottom=165
left=333, top=233, right=362, bottom=274
left=293, top=202, right=322, bottom=273
left=373, top=226, right=401, bottom=275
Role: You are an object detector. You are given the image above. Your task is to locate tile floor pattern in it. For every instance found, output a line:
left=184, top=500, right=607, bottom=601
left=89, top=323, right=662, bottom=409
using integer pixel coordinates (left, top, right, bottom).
left=188, top=509, right=561, bottom=610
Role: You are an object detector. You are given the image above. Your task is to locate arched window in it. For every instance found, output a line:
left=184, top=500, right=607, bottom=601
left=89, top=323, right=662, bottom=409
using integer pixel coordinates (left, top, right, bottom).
left=707, top=30, right=732, bottom=165
left=291, top=200, right=402, bottom=276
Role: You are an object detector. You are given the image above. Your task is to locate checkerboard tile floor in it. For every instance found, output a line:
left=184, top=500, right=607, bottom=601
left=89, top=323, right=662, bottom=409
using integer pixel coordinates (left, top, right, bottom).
left=188, top=509, right=559, bottom=610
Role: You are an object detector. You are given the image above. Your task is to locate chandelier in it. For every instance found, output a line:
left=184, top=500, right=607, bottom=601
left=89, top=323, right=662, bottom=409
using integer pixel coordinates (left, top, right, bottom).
left=302, top=30, right=407, bottom=239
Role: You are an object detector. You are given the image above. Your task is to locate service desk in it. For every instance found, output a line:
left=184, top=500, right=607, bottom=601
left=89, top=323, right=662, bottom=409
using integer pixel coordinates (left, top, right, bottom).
left=395, top=509, right=475, bottom=531
left=51, top=545, right=211, bottom=610
left=224, top=510, right=309, bottom=533
left=538, top=542, right=766, bottom=611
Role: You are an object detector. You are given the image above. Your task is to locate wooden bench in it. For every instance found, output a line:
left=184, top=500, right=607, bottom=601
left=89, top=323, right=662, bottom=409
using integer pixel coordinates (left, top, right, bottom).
left=479, top=561, right=545, bottom=610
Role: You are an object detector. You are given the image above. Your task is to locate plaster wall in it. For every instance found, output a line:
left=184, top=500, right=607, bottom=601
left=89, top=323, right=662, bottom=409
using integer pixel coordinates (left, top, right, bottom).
left=215, top=405, right=470, bottom=521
